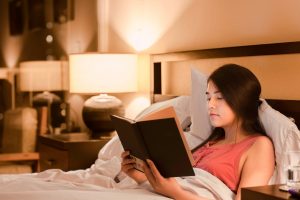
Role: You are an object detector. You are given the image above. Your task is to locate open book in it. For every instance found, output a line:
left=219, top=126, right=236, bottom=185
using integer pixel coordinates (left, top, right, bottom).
left=110, top=106, right=195, bottom=178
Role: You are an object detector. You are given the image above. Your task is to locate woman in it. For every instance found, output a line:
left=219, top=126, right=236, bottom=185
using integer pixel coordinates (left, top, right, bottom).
left=121, top=64, right=275, bottom=200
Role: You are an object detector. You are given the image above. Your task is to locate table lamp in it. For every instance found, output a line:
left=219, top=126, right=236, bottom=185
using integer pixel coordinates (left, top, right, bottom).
left=69, top=53, right=138, bottom=138
left=19, top=60, right=68, bottom=134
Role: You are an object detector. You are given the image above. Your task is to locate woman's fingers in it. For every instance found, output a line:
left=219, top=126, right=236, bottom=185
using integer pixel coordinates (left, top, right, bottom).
left=121, top=151, right=136, bottom=172
left=121, top=159, right=136, bottom=172
left=146, top=159, right=163, bottom=180
left=121, top=154, right=164, bottom=186
left=121, top=151, right=132, bottom=167
left=143, top=160, right=156, bottom=185
left=121, top=163, right=135, bottom=172
left=122, top=157, right=134, bottom=166
left=143, top=159, right=164, bottom=188
left=121, top=151, right=130, bottom=159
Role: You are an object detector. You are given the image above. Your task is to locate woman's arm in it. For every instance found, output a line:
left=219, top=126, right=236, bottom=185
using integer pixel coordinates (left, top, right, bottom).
left=121, top=151, right=203, bottom=199
left=144, top=159, right=209, bottom=200
left=236, top=136, right=275, bottom=200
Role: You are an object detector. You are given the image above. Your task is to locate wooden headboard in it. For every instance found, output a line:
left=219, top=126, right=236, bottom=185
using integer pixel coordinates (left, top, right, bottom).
left=150, top=41, right=300, bottom=128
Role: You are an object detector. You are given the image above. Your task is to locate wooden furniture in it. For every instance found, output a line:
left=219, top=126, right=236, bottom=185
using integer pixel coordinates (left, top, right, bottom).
left=0, top=152, right=40, bottom=172
left=38, top=133, right=110, bottom=171
left=0, top=107, right=39, bottom=174
left=241, top=185, right=292, bottom=200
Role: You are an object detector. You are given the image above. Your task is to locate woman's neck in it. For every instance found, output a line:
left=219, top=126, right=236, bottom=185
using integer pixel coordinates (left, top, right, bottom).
left=222, top=122, right=248, bottom=144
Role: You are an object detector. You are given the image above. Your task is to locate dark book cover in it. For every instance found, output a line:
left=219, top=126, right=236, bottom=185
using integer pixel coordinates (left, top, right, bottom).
left=111, top=106, right=195, bottom=177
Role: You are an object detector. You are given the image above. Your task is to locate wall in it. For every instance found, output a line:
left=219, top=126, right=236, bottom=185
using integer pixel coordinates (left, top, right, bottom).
left=2, top=0, right=300, bottom=131
left=0, top=0, right=99, bottom=132
left=99, top=0, right=300, bottom=105
left=0, top=0, right=98, bottom=68
left=161, top=53, right=300, bottom=100
left=102, top=0, right=300, bottom=53
left=0, top=0, right=24, bottom=68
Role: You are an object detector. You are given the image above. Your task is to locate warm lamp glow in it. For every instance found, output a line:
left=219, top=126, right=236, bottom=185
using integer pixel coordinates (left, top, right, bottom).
left=2, top=36, right=23, bottom=68
left=68, top=53, right=138, bottom=137
left=19, top=60, right=68, bottom=92
left=0, top=68, right=8, bottom=79
left=105, top=1, right=192, bottom=51
left=69, top=53, right=138, bottom=94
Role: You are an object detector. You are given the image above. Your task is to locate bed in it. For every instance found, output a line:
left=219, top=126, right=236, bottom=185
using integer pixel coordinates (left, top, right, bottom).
left=1, top=42, right=300, bottom=199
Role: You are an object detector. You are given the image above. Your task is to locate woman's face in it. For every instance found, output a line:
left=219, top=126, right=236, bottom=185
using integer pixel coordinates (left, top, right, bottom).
left=206, top=81, right=236, bottom=128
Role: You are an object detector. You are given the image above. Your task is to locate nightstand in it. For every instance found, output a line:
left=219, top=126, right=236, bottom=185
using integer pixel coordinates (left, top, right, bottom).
left=38, top=133, right=111, bottom=171
left=241, top=184, right=293, bottom=200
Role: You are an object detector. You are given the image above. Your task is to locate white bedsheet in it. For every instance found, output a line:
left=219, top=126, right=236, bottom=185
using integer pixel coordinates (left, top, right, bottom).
left=0, top=155, right=234, bottom=200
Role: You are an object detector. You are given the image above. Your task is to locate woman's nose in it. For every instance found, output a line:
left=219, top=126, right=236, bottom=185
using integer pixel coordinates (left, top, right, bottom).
left=208, top=98, right=216, bottom=109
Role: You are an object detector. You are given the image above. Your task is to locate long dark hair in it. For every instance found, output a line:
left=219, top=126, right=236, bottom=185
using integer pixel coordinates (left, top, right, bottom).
left=193, top=64, right=266, bottom=151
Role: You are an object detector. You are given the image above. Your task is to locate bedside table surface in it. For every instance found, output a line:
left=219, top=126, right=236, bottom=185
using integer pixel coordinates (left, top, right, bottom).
left=44, top=133, right=91, bottom=141
left=38, top=133, right=111, bottom=171
left=40, top=132, right=101, bottom=142
left=241, top=184, right=292, bottom=200
left=39, top=133, right=110, bottom=149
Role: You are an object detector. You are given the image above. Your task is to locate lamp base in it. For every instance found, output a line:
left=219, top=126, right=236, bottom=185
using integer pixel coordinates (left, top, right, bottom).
left=82, top=94, right=125, bottom=135
left=32, top=91, right=61, bottom=103
left=32, top=91, right=62, bottom=135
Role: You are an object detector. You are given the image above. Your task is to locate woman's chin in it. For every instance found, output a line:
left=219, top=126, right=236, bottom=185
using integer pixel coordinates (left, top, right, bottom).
left=209, top=119, right=222, bottom=127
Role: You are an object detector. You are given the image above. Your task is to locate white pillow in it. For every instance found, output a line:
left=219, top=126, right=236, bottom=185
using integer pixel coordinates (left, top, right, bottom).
left=135, top=96, right=191, bottom=130
left=190, top=68, right=300, bottom=184
left=190, top=68, right=212, bottom=141
left=259, top=99, right=300, bottom=184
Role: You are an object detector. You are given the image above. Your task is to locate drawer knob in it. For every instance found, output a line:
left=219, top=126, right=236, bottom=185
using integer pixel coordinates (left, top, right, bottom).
left=44, top=159, right=56, bottom=166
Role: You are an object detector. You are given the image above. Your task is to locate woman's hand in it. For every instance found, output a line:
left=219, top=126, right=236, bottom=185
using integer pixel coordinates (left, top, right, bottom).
left=121, top=151, right=147, bottom=184
left=143, top=159, right=185, bottom=199
left=122, top=156, right=202, bottom=200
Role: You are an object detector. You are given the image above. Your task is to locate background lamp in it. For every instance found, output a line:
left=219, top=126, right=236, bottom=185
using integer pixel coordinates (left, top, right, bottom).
left=19, top=60, right=69, bottom=134
left=69, top=53, right=138, bottom=138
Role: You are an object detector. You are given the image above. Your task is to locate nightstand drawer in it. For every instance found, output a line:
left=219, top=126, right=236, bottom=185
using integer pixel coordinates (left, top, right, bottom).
left=38, top=133, right=111, bottom=171
left=39, top=144, right=68, bottom=171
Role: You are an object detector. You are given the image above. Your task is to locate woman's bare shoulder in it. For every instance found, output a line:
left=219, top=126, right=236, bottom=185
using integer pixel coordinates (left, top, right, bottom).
left=254, top=135, right=273, bottom=145
left=249, top=135, right=274, bottom=155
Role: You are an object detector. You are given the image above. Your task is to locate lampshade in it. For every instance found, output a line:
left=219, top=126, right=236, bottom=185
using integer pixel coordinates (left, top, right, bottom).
left=69, top=53, right=137, bottom=94
left=19, top=60, right=68, bottom=92
left=19, top=60, right=69, bottom=135
left=68, top=53, right=138, bottom=138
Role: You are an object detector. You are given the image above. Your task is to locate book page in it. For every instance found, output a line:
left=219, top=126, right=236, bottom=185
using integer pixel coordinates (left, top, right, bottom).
left=139, top=106, right=195, bottom=166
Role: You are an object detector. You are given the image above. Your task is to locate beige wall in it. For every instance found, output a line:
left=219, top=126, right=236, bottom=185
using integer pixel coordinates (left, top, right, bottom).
left=3, top=1, right=300, bottom=130
left=0, top=0, right=99, bottom=131
left=162, top=53, right=300, bottom=100
left=0, top=0, right=98, bottom=69
left=98, top=0, right=300, bottom=109
left=100, top=0, right=300, bottom=53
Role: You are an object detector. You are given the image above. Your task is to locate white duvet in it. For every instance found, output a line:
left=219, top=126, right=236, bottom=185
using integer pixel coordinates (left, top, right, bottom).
left=0, top=132, right=235, bottom=200
left=0, top=154, right=234, bottom=200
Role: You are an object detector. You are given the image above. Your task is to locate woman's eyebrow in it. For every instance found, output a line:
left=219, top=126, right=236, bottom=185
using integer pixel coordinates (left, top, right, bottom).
left=206, top=91, right=220, bottom=95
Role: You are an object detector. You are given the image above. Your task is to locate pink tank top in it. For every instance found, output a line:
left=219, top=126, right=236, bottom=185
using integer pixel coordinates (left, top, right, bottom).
left=192, top=135, right=260, bottom=192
